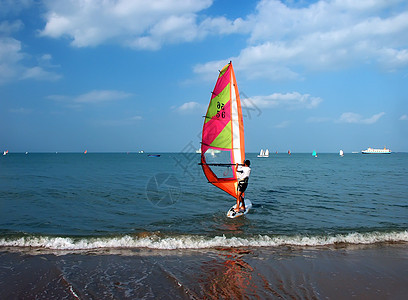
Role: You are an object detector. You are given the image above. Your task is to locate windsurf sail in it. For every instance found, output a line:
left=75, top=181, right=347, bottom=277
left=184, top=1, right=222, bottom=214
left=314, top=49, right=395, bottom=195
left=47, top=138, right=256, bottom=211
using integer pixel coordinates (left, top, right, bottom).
left=200, top=62, right=245, bottom=198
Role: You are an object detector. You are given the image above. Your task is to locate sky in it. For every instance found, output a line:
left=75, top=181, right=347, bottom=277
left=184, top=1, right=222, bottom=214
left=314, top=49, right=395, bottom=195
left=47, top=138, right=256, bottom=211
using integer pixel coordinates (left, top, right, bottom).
left=1, top=0, right=407, bottom=153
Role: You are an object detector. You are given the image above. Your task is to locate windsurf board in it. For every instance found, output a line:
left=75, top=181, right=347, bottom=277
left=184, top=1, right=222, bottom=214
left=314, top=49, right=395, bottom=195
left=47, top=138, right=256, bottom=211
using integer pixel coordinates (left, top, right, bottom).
left=227, top=199, right=252, bottom=218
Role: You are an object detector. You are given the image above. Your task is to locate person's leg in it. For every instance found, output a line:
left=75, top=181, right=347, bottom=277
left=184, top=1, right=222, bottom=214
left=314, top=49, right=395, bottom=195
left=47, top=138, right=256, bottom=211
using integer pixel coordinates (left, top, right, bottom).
left=239, top=183, right=247, bottom=211
left=235, top=190, right=242, bottom=211
left=240, top=193, right=245, bottom=211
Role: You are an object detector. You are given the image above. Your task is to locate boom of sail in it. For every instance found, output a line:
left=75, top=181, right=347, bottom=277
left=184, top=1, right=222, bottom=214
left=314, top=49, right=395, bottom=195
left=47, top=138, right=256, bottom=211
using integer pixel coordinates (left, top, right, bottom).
left=200, top=62, right=245, bottom=198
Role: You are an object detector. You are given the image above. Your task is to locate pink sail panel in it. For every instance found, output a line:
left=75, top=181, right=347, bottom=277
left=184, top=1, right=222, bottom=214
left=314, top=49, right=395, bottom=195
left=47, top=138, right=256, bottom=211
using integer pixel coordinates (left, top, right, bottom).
left=201, top=99, right=231, bottom=152
left=211, top=66, right=231, bottom=101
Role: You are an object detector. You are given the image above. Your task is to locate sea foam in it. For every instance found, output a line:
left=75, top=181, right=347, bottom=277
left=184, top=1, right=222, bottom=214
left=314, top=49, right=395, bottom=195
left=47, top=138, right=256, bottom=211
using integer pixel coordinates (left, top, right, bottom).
left=0, top=231, right=407, bottom=250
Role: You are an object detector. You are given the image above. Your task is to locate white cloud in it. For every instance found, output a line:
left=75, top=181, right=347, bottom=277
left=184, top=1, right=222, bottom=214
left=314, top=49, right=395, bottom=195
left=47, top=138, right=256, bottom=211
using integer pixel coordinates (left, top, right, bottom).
left=22, top=66, right=62, bottom=81
left=39, top=0, right=408, bottom=78
left=0, top=36, right=61, bottom=84
left=249, top=92, right=322, bottom=109
left=176, top=101, right=203, bottom=113
left=338, top=112, right=385, bottom=124
left=9, top=107, right=32, bottom=114
left=196, top=0, right=408, bottom=80
left=274, top=120, right=291, bottom=128
left=307, top=116, right=332, bottom=123
left=307, top=112, right=387, bottom=124
left=47, top=90, right=133, bottom=108
left=0, top=37, right=24, bottom=83
left=399, top=114, right=408, bottom=121
left=74, top=90, right=132, bottom=104
left=193, top=60, right=231, bottom=81
left=39, top=0, right=248, bottom=50
left=0, top=20, right=23, bottom=34
left=0, top=3, right=62, bottom=84
left=0, top=0, right=32, bottom=17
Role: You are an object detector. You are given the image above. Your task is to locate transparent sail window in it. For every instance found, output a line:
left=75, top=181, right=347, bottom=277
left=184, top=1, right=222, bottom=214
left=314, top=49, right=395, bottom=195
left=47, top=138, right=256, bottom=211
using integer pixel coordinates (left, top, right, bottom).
left=203, top=148, right=234, bottom=179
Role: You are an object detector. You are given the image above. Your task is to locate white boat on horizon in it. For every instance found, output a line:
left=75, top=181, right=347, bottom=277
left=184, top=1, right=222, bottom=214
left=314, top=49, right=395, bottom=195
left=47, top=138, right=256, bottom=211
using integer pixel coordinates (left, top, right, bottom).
left=3, top=150, right=8, bottom=156
left=257, top=148, right=269, bottom=157
left=339, top=149, right=344, bottom=156
left=362, top=147, right=391, bottom=154
left=207, top=148, right=221, bottom=157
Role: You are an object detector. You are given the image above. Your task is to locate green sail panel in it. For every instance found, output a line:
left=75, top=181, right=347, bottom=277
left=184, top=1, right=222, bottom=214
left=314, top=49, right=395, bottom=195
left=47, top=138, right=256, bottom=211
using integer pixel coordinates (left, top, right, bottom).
left=210, top=121, right=231, bottom=149
left=205, top=83, right=230, bottom=124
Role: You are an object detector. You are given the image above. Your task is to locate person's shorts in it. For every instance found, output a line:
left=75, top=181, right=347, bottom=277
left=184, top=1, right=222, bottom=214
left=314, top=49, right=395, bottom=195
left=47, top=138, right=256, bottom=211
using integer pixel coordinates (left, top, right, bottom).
left=237, top=180, right=248, bottom=192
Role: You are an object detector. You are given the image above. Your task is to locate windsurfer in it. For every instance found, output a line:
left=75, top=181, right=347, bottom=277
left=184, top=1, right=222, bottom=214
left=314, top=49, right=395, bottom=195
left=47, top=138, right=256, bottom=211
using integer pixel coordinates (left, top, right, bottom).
left=235, top=160, right=251, bottom=212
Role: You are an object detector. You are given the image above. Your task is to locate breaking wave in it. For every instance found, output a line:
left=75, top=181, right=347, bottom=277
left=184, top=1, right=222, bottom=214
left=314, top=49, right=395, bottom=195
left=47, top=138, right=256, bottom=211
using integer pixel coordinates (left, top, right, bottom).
left=1, top=231, right=407, bottom=251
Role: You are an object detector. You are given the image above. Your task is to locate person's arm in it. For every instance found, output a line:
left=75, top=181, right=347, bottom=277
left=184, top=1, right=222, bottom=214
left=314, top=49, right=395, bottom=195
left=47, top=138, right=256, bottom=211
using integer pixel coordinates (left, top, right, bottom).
left=236, top=163, right=244, bottom=181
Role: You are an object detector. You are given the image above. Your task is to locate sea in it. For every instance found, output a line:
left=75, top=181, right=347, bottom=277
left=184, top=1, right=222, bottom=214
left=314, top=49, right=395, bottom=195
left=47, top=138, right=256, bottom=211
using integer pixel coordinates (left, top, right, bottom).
left=1, top=152, right=407, bottom=299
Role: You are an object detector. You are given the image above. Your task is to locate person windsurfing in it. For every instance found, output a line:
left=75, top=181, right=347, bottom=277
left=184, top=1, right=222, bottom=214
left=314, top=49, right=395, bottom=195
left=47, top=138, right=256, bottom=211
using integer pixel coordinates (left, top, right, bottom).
left=235, top=160, right=251, bottom=212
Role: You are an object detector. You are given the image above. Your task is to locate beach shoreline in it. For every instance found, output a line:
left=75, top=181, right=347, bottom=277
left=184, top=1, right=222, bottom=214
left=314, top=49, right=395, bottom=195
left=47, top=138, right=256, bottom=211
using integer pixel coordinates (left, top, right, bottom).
left=1, top=243, right=407, bottom=299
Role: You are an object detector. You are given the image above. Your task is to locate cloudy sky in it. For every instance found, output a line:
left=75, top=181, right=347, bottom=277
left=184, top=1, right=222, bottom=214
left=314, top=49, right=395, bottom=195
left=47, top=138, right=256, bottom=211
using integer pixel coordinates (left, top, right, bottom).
left=1, top=0, right=407, bottom=153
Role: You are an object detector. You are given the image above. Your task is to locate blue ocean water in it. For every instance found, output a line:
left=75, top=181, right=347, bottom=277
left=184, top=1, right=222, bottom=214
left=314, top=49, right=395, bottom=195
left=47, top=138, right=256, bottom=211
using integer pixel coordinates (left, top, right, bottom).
left=0, top=152, right=407, bottom=250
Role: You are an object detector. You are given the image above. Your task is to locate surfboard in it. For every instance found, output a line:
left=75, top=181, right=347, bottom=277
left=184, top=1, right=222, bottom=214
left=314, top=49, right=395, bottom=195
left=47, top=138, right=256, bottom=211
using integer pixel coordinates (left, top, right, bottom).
left=227, top=199, right=252, bottom=218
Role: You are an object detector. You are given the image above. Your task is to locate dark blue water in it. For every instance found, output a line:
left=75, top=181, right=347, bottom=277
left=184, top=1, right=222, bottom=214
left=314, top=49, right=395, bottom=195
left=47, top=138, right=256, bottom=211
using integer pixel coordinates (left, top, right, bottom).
left=0, top=152, right=407, bottom=249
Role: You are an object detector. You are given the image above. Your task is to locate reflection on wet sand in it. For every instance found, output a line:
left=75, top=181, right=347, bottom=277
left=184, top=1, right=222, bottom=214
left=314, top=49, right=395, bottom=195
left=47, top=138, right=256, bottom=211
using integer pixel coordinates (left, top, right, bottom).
left=197, top=248, right=257, bottom=299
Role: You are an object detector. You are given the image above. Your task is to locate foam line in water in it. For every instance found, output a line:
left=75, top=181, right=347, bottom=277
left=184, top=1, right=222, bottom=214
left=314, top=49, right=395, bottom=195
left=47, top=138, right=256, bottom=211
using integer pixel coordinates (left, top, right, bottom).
left=0, top=231, right=407, bottom=250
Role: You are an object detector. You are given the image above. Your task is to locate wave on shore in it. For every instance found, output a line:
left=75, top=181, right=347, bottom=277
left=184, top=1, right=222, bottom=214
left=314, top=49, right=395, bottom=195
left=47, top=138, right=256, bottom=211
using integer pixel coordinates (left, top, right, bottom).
left=1, top=230, right=407, bottom=251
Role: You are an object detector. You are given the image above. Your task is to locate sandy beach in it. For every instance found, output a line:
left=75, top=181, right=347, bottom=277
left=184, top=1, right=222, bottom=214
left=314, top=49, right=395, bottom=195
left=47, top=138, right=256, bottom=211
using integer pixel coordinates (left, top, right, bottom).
left=1, top=243, right=407, bottom=299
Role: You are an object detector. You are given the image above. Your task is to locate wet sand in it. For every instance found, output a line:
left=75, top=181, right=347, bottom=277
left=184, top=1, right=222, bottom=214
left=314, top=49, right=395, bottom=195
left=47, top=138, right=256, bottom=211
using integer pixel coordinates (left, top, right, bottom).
left=1, top=243, right=407, bottom=299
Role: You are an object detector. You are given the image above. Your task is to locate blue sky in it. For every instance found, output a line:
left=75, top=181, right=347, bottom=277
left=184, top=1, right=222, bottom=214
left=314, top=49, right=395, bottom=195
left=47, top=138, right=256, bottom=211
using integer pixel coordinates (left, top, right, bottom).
left=1, top=0, right=407, bottom=153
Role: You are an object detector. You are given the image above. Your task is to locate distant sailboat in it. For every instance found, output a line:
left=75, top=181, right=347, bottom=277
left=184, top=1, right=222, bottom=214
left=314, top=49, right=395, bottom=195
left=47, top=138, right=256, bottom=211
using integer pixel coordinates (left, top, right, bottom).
left=257, top=148, right=269, bottom=157
left=339, top=149, right=344, bottom=156
left=3, top=150, right=8, bottom=156
left=312, top=150, right=317, bottom=157
left=288, top=150, right=291, bottom=155
left=209, top=148, right=221, bottom=157
left=84, top=150, right=87, bottom=154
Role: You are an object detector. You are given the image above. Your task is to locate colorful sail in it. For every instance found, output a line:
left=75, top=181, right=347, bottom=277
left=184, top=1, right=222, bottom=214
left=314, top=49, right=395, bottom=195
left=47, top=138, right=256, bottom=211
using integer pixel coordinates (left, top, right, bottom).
left=200, top=62, right=245, bottom=198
